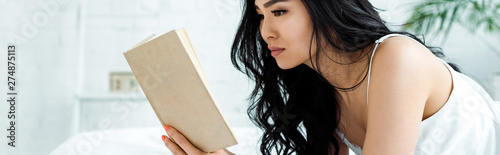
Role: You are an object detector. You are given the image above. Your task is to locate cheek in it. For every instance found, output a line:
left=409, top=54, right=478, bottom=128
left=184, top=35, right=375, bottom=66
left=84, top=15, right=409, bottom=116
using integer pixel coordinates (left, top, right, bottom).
left=281, top=14, right=314, bottom=57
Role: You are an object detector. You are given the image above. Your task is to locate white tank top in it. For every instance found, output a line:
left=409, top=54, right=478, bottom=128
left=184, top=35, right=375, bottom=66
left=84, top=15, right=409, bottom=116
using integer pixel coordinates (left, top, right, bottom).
left=335, top=34, right=500, bottom=154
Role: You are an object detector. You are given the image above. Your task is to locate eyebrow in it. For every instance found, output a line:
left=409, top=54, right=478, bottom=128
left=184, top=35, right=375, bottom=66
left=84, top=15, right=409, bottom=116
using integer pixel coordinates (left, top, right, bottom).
left=255, top=0, right=288, bottom=10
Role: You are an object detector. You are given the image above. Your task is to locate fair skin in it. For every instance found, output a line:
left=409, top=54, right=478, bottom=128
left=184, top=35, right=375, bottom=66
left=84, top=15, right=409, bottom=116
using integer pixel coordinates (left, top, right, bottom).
left=163, top=0, right=453, bottom=154
left=162, top=126, right=233, bottom=155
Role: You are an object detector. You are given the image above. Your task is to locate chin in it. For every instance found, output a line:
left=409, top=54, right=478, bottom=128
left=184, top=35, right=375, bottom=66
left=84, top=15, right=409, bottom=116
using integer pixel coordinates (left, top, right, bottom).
left=276, top=61, right=299, bottom=70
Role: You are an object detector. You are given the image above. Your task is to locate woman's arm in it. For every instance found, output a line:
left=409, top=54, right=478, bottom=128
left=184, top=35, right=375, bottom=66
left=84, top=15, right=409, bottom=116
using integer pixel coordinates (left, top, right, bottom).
left=361, top=37, right=434, bottom=155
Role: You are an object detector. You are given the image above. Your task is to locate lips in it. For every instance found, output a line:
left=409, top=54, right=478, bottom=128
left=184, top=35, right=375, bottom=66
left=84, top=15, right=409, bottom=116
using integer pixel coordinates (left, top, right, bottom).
left=268, top=46, right=285, bottom=57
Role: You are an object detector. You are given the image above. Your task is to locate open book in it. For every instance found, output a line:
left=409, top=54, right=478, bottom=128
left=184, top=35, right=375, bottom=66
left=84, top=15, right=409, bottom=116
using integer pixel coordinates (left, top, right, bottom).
left=123, top=28, right=237, bottom=152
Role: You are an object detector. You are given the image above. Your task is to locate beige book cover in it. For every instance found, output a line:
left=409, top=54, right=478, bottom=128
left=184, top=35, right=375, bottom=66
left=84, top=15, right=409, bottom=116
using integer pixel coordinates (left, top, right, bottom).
left=123, top=28, right=238, bottom=152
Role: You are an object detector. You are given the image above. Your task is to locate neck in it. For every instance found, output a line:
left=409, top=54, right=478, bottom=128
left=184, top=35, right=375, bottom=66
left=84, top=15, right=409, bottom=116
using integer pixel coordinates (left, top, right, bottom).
left=304, top=44, right=374, bottom=91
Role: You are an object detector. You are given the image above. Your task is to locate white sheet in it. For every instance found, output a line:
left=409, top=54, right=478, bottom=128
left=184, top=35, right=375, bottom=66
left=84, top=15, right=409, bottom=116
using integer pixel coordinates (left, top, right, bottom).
left=50, top=127, right=261, bottom=155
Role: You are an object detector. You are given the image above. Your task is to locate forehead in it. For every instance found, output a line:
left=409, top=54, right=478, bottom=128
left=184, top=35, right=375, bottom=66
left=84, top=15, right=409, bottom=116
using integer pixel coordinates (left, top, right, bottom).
left=255, top=0, right=290, bottom=9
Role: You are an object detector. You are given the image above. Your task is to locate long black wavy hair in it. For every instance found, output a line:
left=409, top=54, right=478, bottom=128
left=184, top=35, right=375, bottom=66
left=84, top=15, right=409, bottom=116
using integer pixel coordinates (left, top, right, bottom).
left=230, top=0, right=458, bottom=154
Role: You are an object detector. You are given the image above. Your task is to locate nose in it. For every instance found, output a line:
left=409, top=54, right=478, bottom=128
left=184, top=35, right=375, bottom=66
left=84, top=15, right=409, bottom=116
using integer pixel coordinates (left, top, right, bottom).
left=260, top=18, right=277, bottom=43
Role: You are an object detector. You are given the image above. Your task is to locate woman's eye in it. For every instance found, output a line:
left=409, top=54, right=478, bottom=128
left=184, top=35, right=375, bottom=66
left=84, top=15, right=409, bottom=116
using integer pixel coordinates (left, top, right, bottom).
left=256, top=10, right=286, bottom=20
left=271, top=10, right=287, bottom=16
left=257, top=14, right=264, bottom=20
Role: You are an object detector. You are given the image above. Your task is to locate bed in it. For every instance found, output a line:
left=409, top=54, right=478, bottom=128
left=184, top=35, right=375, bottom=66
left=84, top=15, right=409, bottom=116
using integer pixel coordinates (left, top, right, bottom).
left=50, top=127, right=262, bottom=155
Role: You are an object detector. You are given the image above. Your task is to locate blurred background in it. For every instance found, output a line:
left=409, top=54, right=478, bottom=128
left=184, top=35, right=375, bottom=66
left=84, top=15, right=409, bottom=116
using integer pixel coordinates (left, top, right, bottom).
left=0, top=0, right=498, bottom=154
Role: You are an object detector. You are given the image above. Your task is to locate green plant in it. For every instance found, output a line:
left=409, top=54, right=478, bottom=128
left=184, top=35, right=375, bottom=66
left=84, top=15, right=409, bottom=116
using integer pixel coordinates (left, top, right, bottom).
left=404, top=0, right=500, bottom=39
left=403, top=0, right=500, bottom=57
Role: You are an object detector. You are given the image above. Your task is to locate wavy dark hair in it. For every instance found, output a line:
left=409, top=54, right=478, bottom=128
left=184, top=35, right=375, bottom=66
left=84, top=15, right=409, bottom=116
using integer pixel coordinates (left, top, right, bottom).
left=230, top=0, right=458, bottom=154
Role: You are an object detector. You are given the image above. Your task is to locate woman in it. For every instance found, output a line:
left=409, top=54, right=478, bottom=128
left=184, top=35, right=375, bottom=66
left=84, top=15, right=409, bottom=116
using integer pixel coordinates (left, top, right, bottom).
left=162, top=0, right=500, bottom=154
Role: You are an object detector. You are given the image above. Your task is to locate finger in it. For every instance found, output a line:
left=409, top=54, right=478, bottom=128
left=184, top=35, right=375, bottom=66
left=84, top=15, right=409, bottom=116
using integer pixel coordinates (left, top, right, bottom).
left=162, top=135, right=187, bottom=155
left=166, top=126, right=204, bottom=155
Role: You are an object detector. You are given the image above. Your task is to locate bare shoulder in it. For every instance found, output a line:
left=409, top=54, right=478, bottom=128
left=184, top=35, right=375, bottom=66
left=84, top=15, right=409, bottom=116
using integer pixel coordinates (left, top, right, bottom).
left=366, top=35, right=449, bottom=104
left=373, top=36, right=436, bottom=68
left=369, top=36, right=453, bottom=121
left=361, top=36, right=444, bottom=154
left=369, top=36, right=442, bottom=84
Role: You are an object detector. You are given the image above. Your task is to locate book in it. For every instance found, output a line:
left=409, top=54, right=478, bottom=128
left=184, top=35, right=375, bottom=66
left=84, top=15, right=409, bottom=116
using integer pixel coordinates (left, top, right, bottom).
left=123, top=28, right=238, bottom=152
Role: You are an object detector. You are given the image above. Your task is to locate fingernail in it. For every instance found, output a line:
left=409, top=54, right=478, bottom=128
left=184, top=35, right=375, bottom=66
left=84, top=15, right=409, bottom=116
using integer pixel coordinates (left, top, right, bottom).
left=164, top=125, right=170, bottom=132
left=161, top=135, right=166, bottom=141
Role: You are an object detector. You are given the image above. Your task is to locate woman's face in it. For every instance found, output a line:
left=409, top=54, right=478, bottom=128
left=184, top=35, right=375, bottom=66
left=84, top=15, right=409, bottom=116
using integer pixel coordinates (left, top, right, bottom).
left=255, top=0, right=316, bottom=70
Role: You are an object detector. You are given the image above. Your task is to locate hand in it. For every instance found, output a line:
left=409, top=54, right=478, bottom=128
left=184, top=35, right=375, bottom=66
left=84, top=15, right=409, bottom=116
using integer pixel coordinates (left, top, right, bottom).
left=161, top=125, right=234, bottom=155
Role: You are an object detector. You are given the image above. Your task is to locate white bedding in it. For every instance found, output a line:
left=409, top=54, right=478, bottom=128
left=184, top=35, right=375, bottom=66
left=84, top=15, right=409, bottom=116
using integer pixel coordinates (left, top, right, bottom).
left=50, top=127, right=262, bottom=155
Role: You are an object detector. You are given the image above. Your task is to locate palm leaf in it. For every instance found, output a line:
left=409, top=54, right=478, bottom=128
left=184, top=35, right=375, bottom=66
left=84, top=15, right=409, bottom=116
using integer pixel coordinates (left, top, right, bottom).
left=403, top=0, right=500, bottom=41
